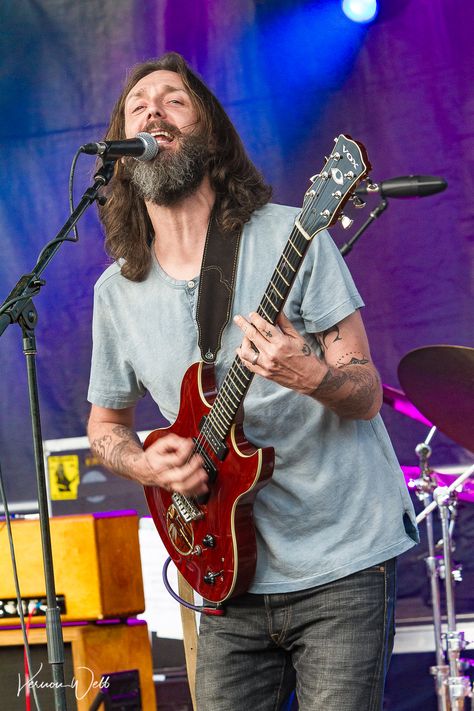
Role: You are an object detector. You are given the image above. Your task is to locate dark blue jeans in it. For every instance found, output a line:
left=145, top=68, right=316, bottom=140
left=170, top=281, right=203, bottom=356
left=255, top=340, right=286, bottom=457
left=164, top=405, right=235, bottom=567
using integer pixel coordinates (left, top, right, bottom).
left=196, top=558, right=397, bottom=711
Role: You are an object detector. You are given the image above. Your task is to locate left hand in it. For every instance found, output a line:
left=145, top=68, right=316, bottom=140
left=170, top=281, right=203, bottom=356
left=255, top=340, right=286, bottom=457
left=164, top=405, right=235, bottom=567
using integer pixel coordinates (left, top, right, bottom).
left=234, top=311, right=328, bottom=394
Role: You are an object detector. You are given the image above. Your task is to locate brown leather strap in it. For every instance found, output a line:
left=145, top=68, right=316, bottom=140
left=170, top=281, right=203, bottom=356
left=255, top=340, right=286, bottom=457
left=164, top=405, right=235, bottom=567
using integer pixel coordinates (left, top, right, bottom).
left=196, top=209, right=241, bottom=363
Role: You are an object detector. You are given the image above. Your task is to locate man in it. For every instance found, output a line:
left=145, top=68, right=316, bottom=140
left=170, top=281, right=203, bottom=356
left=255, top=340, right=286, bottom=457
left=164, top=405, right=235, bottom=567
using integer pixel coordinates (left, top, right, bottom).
left=87, top=52, right=418, bottom=710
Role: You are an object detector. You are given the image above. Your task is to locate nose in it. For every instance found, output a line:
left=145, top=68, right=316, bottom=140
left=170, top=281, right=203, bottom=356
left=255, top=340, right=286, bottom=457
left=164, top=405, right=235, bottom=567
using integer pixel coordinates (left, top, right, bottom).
left=146, top=100, right=166, bottom=121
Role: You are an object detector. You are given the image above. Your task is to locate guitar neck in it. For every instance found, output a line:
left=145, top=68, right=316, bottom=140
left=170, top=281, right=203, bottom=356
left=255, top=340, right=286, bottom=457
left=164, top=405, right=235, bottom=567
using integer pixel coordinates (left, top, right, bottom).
left=201, top=133, right=370, bottom=445
left=205, top=222, right=312, bottom=441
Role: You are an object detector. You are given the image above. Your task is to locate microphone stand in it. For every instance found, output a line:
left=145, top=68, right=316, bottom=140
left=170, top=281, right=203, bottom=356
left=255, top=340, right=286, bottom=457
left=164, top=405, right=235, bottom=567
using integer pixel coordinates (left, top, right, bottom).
left=339, top=197, right=388, bottom=256
left=0, top=160, right=115, bottom=711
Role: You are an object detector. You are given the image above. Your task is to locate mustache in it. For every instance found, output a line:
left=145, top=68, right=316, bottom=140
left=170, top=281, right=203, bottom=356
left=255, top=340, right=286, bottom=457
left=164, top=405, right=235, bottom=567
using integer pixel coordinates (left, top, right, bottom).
left=143, top=119, right=181, bottom=138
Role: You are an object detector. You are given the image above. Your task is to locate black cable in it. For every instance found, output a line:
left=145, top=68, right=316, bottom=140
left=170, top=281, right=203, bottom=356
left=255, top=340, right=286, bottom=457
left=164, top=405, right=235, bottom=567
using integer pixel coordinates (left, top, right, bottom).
left=68, top=147, right=82, bottom=244
left=33, top=147, right=83, bottom=269
left=0, top=457, right=43, bottom=711
left=0, top=148, right=84, bottom=319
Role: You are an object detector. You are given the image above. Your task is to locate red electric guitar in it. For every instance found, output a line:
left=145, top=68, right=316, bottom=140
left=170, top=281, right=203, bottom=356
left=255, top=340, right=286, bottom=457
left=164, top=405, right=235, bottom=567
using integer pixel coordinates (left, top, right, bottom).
left=144, top=135, right=370, bottom=603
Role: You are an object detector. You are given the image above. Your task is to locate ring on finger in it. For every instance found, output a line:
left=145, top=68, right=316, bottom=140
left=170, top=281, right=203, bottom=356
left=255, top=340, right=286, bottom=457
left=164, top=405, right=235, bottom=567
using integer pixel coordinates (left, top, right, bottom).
left=251, top=350, right=259, bottom=366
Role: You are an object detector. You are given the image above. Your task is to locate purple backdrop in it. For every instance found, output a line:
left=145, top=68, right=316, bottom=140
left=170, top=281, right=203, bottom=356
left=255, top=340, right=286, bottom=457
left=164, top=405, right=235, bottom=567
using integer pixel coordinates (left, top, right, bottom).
left=0, top=0, right=473, bottom=506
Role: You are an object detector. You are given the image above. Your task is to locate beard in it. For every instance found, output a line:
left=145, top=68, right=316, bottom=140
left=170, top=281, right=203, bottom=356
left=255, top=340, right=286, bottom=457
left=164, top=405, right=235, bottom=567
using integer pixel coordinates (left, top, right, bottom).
left=126, top=125, right=210, bottom=206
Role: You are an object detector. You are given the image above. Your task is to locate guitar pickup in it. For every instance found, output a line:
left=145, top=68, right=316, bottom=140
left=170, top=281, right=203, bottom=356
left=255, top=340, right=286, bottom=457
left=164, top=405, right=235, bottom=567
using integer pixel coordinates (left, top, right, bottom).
left=198, top=418, right=228, bottom=461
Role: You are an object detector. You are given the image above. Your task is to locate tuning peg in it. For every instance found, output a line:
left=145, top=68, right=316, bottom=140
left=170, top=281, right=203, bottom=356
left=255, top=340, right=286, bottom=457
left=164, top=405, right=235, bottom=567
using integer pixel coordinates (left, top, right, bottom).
left=339, top=214, right=354, bottom=230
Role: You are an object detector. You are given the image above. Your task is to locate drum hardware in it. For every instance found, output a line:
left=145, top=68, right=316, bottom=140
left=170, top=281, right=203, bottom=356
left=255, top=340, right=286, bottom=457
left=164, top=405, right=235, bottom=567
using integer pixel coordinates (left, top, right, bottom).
left=396, top=345, right=474, bottom=710
left=414, top=459, right=474, bottom=710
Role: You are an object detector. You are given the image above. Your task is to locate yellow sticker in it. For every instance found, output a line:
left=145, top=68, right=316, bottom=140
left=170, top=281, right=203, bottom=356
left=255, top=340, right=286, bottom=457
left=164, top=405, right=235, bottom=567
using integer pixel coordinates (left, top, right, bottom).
left=48, top=455, right=80, bottom=500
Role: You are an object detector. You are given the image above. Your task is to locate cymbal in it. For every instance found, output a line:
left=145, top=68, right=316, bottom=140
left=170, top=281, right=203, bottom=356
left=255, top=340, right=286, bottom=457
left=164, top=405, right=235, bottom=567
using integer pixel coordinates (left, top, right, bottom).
left=382, top=383, right=432, bottom=427
left=398, top=345, right=474, bottom=453
left=401, top=465, right=474, bottom=504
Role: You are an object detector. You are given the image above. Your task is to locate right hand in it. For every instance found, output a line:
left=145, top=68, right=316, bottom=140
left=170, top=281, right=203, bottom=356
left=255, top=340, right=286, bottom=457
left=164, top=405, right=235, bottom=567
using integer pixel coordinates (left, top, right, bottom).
left=140, top=433, right=209, bottom=497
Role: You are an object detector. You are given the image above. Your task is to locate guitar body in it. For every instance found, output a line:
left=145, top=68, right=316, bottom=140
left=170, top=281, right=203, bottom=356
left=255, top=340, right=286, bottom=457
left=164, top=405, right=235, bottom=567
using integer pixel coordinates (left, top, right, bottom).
left=143, top=360, right=275, bottom=603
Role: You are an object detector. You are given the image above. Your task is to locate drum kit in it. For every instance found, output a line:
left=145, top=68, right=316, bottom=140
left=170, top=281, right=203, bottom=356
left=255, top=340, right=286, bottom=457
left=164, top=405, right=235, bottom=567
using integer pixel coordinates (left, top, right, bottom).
left=384, top=345, right=474, bottom=710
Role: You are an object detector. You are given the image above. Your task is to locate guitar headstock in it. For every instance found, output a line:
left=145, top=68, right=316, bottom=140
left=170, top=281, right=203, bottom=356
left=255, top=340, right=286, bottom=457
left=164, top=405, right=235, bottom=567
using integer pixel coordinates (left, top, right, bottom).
left=299, top=134, right=371, bottom=238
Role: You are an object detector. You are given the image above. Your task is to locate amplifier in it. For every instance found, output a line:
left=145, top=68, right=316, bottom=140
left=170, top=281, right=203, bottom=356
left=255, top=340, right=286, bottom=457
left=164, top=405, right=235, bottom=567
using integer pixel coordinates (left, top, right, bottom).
left=0, top=512, right=145, bottom=625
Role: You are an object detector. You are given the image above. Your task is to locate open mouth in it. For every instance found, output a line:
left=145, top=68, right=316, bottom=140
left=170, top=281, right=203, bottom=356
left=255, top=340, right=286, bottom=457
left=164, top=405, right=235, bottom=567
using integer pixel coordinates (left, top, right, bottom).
left=149, top=130, right=175, bottom=145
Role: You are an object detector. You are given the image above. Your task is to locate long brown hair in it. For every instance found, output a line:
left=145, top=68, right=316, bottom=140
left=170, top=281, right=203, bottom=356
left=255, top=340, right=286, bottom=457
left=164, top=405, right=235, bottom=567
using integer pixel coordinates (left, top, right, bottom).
left=99, top=52, right=272, bottom=282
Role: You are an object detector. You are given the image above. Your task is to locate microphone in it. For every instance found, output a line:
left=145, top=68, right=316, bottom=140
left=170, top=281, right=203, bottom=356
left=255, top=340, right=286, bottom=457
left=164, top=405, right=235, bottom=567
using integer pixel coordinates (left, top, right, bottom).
left=355, top=175, right=447, bottom=199
left=80, top=132, right=158, bottom=162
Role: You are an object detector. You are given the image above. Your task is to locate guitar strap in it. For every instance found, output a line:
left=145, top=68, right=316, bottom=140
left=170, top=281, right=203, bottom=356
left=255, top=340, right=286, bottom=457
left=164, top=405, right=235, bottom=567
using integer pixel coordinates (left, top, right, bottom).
left=196, top=206, right=242, bottom=363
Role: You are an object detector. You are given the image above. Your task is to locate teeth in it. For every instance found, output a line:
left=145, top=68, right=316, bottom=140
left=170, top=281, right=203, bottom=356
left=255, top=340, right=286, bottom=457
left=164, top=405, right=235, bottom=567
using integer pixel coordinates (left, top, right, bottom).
left=150, top=130, right=173, bottom=140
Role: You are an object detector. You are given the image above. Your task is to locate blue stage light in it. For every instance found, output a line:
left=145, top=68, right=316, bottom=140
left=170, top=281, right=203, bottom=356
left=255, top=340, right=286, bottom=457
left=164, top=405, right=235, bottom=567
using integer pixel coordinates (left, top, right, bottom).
left=342, top=0, right=378, bottom=23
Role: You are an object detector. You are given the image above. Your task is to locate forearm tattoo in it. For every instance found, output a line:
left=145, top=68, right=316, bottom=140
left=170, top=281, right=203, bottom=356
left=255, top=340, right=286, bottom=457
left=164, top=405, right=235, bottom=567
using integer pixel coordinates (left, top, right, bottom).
left=90, top=433, right=112, bottom=461
left=336, top=351, right=369, bottom=367
left=313, top=354, right=379, bottom=417
left=90, top=425, right=142, bottom=477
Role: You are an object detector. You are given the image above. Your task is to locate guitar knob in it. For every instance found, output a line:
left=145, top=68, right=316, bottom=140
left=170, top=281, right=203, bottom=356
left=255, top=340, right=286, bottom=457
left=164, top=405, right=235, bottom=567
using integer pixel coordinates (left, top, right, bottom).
left=202, top=534, right=216, bottom=548
left=204, top=570, right=223, bottom=585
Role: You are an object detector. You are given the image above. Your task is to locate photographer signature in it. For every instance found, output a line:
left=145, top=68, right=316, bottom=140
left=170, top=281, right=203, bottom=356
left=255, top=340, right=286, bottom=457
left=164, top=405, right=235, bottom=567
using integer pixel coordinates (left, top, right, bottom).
left=18, top=663, right=110, bottom=700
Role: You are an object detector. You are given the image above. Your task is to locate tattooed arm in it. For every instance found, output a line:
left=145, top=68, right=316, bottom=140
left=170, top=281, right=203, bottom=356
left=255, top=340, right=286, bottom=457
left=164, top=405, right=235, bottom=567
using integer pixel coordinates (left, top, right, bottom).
left=311, top=311, right=382, bottom=419
left=234, top=309, right=382, bottom=420
left=87, top=404, right=208, bottom=495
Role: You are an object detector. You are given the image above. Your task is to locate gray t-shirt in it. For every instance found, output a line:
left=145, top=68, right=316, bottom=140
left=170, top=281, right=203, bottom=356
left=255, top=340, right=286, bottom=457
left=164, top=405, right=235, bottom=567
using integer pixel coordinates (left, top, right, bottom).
left=88, top=203, right=418, bottom=593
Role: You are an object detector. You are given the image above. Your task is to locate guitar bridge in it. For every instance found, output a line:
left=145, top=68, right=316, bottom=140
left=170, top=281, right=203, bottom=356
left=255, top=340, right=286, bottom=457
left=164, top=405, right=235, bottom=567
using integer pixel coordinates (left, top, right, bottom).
left=171, top=493, right=203, bottom=522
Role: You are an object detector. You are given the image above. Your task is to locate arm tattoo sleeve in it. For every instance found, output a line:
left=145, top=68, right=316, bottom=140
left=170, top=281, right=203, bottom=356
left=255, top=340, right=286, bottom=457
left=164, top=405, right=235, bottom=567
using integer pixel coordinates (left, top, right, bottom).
left=90, top=425, right=142, bottom=477
left=90, top=433, right=112, bottom=461
left=313, top=362, right=379, bottom=418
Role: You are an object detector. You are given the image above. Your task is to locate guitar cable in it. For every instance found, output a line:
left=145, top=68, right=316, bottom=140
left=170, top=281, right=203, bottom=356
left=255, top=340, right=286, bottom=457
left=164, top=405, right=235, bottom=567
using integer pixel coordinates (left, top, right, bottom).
left=162, top=556, right=225, bottom=616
